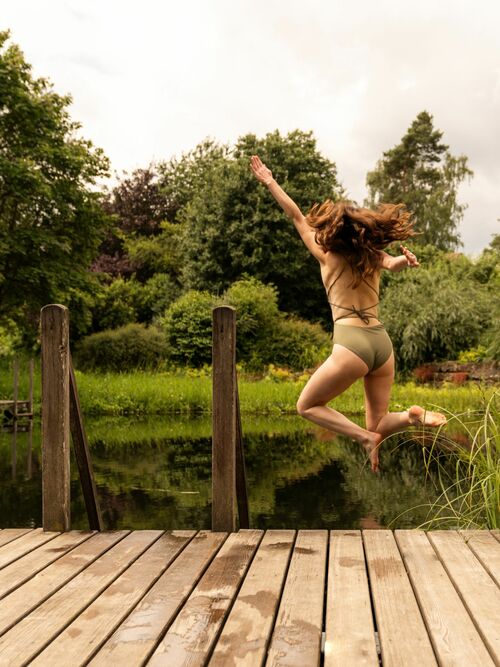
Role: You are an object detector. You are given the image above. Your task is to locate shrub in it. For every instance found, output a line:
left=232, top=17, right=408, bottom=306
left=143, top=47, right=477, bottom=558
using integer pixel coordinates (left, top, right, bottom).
left=220, top=275, right=281, bottom=359
left=75, top=323, right=169, bottom=371
left=251, top=312, right=332, bottom=371
left=91, top=278, right=142, bottom=332
left=159, top=290, right=220, bottom=367
left=380, top=271, right=492, bottom=371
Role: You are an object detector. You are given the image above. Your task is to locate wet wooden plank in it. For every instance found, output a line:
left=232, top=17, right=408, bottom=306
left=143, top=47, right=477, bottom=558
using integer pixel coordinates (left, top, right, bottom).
left=0, top=528, right=60, bottom=569
left=396, top=529, right=494, bottom=666
left=363, top=530, right=437, bottom=667
left=0, top=531, right=94, bottom=599
left=428, top=530, right=500, bottom=664
left=266, top=529, right=328, bottom=667
left=31, top=531, right=196, bottom=666
left=0, top=531, right=129, bottom=635
left=0, top=528, right=33, bottom=548
left=460, top=530, right=500, bottom=587
left=89, top=531, right=227, bottom=667
left=0, top=531, right=129, bottom=648
left=209, top=529, right=295, bottom=667
left=148, top=529, right=263, bottom=667
left=0, top=530, right=155, bottom=665
left=324, top=530, right=378, bottom=666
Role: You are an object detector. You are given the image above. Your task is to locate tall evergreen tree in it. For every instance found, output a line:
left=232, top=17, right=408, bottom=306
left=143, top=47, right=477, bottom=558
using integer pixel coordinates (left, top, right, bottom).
left=365, top=111, right=473, bottom=250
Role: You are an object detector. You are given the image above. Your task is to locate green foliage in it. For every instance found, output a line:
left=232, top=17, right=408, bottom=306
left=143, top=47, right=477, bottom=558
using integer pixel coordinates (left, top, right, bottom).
left=380, top=270, right=492, bottom=370
left=159, top=290, right=220, bottom=367
left=0, top=31, right=111, bottom=345
left=366, top=111, right=473, bottom=250
left=91, top=277, right=142, bottom=331
left=220, top=274, right=281, bottom=359
left=176, top=129, right=343, bottom=325
left=262, top=313, right=332, bottom=371
left=75, top=323, right=169, bottom=372
left=457, top=346, right=488, bottom=363
left=0, top=318, right=21, bottom=358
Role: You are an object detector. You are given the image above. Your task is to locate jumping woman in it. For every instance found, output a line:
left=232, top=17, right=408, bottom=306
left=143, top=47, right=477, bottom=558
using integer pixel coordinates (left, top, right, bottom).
left=250, top=154, right=447, bottom=473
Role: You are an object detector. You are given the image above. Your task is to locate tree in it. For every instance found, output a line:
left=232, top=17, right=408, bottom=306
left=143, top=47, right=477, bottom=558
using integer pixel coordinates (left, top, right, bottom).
left=365, top=111, right=473, bottom=250
left=176, top=129, right=344, bottom=323
left=0, top=31, right=111, bottom=344
left=93, top=166, right=172, bottom=277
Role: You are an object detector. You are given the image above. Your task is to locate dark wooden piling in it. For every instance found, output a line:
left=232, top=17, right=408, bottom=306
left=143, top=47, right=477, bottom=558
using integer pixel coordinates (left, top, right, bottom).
left=212, top=306, right=237, bottom=531
left=40, top=304, right=71, bottom=531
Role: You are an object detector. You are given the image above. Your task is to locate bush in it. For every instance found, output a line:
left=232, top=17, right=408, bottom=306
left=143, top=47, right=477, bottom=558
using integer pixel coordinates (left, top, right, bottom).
left=75, top=323, right=169, bottom=371
left=91, top=278, right=142, bottom=332
left=221, top=275, right=281, bottom=359
left=159, top=290, right=220, bottom=367
left=380, top=271, right=492, bottom=371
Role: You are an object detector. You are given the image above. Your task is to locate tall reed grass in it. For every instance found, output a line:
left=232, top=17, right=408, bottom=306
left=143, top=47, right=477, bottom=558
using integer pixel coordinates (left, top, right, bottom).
left=389, top=390, right=499, bottom=529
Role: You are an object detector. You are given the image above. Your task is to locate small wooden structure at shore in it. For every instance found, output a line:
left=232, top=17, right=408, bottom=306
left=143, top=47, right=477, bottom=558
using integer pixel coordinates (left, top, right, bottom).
left=0, top=304, right=498, bottom=665
left=0, top=358, right=34, bottom=422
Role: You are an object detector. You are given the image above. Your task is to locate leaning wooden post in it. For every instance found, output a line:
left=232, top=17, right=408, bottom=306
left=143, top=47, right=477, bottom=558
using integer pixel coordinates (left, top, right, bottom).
left=41, top=304, right=71, bottom=531
left=212, top=306, right=237, bottom=531
left=12, top=358, right=19, bottom=420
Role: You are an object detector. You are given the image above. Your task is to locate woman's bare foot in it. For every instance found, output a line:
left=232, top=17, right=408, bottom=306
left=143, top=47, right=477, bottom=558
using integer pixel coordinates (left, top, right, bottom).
left=361, top=432, right=383, bottom=473
left=408, top=405, right=447, bottom=427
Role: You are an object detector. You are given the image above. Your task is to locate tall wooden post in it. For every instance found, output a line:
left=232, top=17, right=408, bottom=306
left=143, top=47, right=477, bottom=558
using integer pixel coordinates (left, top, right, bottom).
left=41, top=304, right=71, bottom=531
left=212, top=306, right=237, bottom=531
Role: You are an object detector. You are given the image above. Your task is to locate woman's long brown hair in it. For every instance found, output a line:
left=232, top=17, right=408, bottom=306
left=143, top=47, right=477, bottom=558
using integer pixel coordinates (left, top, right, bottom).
left=305, top=199, right=418, bottom=287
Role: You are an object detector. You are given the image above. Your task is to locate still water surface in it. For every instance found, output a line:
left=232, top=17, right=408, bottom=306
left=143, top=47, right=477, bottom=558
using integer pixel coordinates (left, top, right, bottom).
left=0, top=415, right=447, bottom=529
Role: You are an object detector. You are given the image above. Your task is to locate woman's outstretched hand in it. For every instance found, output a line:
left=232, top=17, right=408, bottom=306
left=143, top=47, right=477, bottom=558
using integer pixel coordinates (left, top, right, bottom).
left=400, top=244, right=420, bottom=267
left=250, top=155, right=274, bottom=186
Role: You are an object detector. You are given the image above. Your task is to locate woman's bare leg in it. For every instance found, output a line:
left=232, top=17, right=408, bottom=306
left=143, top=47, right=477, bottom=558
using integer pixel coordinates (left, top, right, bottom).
left=296, top=344, right=382, bottom=472
left=363, top=353, right=447, bottom=440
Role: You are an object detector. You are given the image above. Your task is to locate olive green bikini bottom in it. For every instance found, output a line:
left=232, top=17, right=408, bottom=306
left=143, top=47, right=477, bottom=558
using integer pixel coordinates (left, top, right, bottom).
left=333, top=323, right=393, bottom=373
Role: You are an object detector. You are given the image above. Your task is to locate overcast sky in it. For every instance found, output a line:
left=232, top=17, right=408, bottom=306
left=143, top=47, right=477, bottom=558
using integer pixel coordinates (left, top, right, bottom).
left=3, top=0, right=499, bottom=254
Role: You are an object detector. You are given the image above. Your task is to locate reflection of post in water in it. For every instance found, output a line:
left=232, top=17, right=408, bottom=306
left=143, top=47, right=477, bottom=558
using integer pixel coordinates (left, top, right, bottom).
left=1, top=358, right=35, bottom=480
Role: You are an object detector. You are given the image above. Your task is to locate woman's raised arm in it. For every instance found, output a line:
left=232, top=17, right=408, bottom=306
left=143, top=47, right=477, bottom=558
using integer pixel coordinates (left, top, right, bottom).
left=249, top=155, right=327, bottom=263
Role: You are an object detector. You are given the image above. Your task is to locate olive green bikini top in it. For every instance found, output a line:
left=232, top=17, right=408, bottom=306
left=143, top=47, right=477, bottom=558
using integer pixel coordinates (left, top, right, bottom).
left=325, top=264, right=380, bottom=325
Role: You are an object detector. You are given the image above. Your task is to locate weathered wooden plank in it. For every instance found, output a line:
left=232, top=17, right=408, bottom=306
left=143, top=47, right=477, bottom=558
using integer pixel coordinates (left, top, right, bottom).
left=0, top=531, right=94, bottom=599
left=148, top=529, right=263, bottom=666
left=0, top=528, right=59, bottom=570
left=324, top=530, right=378, bottom=666
left=212, top=306, right=237, bottom=531
left=363, top=530, right=437, bottom=667
left=265, top=529, right=328, bottom=667
left=396, top=529, right=494, bottom=666
left=428, top=530, right=500, bottom=664
left=0, top=530, right=161, bottom=665
left=491, top=530, right=500, bottom=544
left=0, top=528, right=33, bottom=548
left=0, top=531, right=128, bottom=637
left=69, top=354, right=103, bottom=531
left=31, top=531, right=195, bottom=666
left=460, top=530, right=500, bottom=587
left=210, top=529, right=295, bottom=667
left=90, top=531, right=227, bottom=667
left=41, top=304, right=71, bottom=531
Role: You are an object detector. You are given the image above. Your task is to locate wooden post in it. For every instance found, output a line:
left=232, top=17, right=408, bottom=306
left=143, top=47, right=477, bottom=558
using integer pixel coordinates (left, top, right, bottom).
left=69, top=354, right=103, bottom=530
left=12, top=359, right=18, bottom=420
left=28, top=358, right=34, bottom=416
left=41, top=304, right=71, bottom=531
left=212, top=306, right=237, bottom=531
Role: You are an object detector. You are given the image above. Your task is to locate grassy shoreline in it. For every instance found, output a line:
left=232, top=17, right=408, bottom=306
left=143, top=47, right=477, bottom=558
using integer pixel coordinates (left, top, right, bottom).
left=1, top=362, right=494, bottom=416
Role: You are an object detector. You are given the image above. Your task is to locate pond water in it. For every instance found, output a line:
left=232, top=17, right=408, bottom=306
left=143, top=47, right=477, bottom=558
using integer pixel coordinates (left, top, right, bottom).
left=0, top=415, right=451, bottom=530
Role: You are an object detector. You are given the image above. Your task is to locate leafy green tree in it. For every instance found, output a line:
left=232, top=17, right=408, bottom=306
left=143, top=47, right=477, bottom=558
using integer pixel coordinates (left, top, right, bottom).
left=177, top=129, right=343, bottom=323
left=366, top=111, right=473, bottom=250
left=0, top=31, right=111, bottom=345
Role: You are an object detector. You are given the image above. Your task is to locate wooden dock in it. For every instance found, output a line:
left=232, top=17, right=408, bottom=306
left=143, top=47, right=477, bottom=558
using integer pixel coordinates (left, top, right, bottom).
left=0, top=528, right=498, bottom=666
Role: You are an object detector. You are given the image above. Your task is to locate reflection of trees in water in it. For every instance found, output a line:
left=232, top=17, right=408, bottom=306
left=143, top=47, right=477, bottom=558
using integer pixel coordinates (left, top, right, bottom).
left=0, top=415, right=470, bottom=530
left=337, top=433, right=457, bottom=528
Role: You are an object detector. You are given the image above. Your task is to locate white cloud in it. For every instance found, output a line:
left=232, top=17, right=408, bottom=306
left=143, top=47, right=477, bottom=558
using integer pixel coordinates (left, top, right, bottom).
left=2, top=0, right=499, bottom=252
